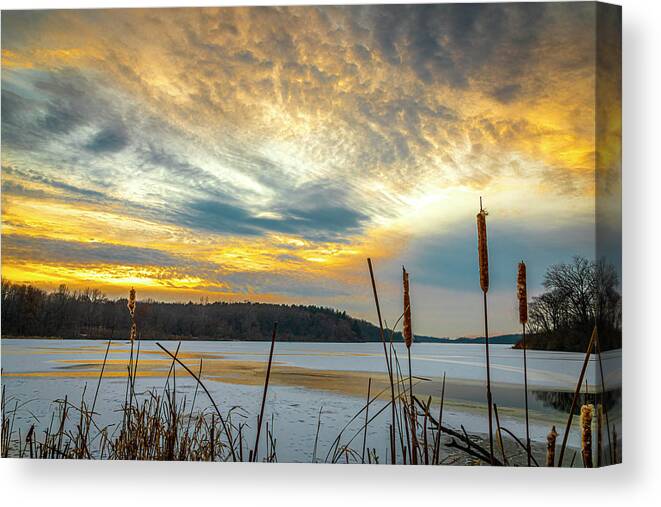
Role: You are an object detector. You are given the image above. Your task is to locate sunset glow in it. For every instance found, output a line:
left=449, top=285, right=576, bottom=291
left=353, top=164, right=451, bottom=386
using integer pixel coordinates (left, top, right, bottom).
left=1, top=4, right=621, bottom=336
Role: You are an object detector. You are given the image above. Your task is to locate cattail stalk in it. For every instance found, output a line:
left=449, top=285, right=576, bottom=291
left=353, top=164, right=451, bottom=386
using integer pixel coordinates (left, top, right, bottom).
left=125, top=287, right=137, bottom=424
left=252, top=322, right=278, bottom=462
left=594, top=331, right=614, bottom=464
left=367, top=258, right=398, bottom=464
left=476, top=198, right=494, bottom=464
left=403, top=267, right=413, bottom=349
left=546, top=425, right=558, bottom=466
left=517, top=261, right=531, bottom=466
left=580, top=404, right=594, bottom=468
left=597, top=404, right=603, bottom=467
left=403, top=266, right=417, bottom=464
left=493, top=404, right=509, bottom=466
left=557, top=325, right=597, bottom=466
left=361, top=378, right=371, bottom=464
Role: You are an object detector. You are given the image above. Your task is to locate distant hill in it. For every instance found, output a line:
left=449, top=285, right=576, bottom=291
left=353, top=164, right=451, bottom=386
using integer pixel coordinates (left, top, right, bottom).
left=1, top=281, right=520, bottom=344
left=439, top=334, right=522, bottom=345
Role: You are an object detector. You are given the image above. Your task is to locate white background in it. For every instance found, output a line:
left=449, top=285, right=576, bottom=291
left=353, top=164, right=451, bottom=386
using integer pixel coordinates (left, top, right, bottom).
left=0, top=0, right=659, bottom=505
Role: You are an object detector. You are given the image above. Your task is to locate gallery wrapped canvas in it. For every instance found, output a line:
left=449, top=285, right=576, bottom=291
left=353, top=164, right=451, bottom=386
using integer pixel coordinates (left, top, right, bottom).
left=0, top=2, right=621, bottom=466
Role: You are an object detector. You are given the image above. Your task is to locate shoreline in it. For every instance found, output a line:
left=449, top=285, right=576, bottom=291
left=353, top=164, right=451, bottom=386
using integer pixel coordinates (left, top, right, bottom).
left=2, top=345, right=602, bottom=434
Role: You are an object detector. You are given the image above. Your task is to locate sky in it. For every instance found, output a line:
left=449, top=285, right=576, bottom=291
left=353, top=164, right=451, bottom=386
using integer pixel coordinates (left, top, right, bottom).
left=0, top=3, right=621, bottom=337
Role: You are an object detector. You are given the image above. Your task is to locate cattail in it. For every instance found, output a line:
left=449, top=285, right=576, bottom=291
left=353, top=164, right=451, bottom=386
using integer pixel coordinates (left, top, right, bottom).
left=517, top=262, right=528, bottom=324
left=128, top=323, right=137, bottom=342
left=580, top=404, right=594, bottom=468
left=546, top=425, right=558, bottom=466
left=518, top=260, right=531, bottom=465
left=127, top=287, right=137, bottom=342
left=402, top=267, right=413, bottom=349
left=402, top=266, right=417, bottom=464
left=476, top=198, right=494, bottom=464
left=476, top=208, right=489, bottom=293
left=127, top=287, right=136, bottom=318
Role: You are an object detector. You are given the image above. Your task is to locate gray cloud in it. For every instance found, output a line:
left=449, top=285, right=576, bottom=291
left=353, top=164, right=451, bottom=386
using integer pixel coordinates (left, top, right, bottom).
left=84, top=125, right=129, bottom=153
left=1, top=234, right=213, bottom=270
left=172, top=194, right=368, bottom=242
left=490, top=84, right=522, bottom=104
left=2, top=164, right=113, bottom=202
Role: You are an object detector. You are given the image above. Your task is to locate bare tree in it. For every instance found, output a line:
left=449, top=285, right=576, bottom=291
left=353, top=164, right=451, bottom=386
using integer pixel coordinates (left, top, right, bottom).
left=527, top=256, right=621, bottom=351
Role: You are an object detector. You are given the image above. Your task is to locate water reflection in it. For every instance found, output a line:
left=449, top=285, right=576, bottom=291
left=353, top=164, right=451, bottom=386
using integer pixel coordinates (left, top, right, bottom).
left=532, top=389, right=621, bottom=414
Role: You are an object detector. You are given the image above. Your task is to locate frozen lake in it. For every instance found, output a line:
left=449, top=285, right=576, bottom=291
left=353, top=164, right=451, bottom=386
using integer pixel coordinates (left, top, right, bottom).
left=1, top=339, right=621, bottom=463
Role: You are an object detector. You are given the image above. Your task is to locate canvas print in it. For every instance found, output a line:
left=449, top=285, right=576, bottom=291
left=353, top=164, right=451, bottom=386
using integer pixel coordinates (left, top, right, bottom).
left=0, top=2, right=621, bottom=466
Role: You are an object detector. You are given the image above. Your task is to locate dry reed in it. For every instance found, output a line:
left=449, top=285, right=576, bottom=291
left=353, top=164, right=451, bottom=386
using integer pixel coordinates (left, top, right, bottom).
left=402, top=266, right=417, bottom=464
left=367, top=258, right=398, bottom=464
left=580, top=404, right=593, bottom=468
left=361, top=378, right=371, bottom=463
left=476, top=197, right=494, bottom=464
left=402, top=267, right=413, bottom=349
left=517, top=262, right=528, bottom=324
left=127, top=287, right=137, bottom=342
left=252, top=322, right=278, bottom=462
left=493, top=404, right=509, bottom=465
left=477, top=207, right=489, bottom=293
left=517, top=261, right=531, bottom=466
left=546, top=425, right=558, bottom=467
left=597, top=403, right=603, bottom=467
left=557, top=325, right=597, bottom=466
left=594, top=331, right=614, bottom=464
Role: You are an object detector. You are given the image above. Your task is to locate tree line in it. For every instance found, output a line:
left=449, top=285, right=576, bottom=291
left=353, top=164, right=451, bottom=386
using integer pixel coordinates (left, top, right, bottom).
left=525, top=256, right=621, bottom=351
left=1, top=254, right=621, bottom=350
left=0, top=280, right=388, bottom=342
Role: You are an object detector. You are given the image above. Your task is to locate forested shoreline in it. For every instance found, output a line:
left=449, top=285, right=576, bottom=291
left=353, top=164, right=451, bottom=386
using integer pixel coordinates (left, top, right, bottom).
left=0, top=281, right=382, bottom=342
left=3, top=280, right=499, bottom=343
left=2, top=255, right=621, bottom=352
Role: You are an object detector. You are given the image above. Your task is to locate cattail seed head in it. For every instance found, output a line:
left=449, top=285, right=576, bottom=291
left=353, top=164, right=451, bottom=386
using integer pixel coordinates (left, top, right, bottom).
left=127, top=287, right=137, bottom=342
left=402, top=267, right=413, bottom=349
left=127, top=287, right=136, bottom=318
left=580, top=404, right=594, bottom=468
left=517, top=262, right=528, bottom=324
left=546, top=425, right=558, bottom=467
left=476, top=208, right=489, bottom=293
left=129, top=323, right=137, bottom=342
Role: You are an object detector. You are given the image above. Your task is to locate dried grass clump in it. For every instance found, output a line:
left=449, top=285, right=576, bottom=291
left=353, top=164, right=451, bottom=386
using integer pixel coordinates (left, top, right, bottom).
left=402, top=267, right=413, bottom=349
left=580, top=404, right=594, bottom=468
left=517, top=262, right=528, bottom=324
left=546, top=425, right=558, bottom=467
left=476, top=209, right=489, bottom=293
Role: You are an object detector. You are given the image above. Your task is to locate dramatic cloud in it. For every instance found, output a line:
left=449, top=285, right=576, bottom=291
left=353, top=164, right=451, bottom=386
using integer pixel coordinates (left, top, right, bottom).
left=1, top=4, right=619, bottom=336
